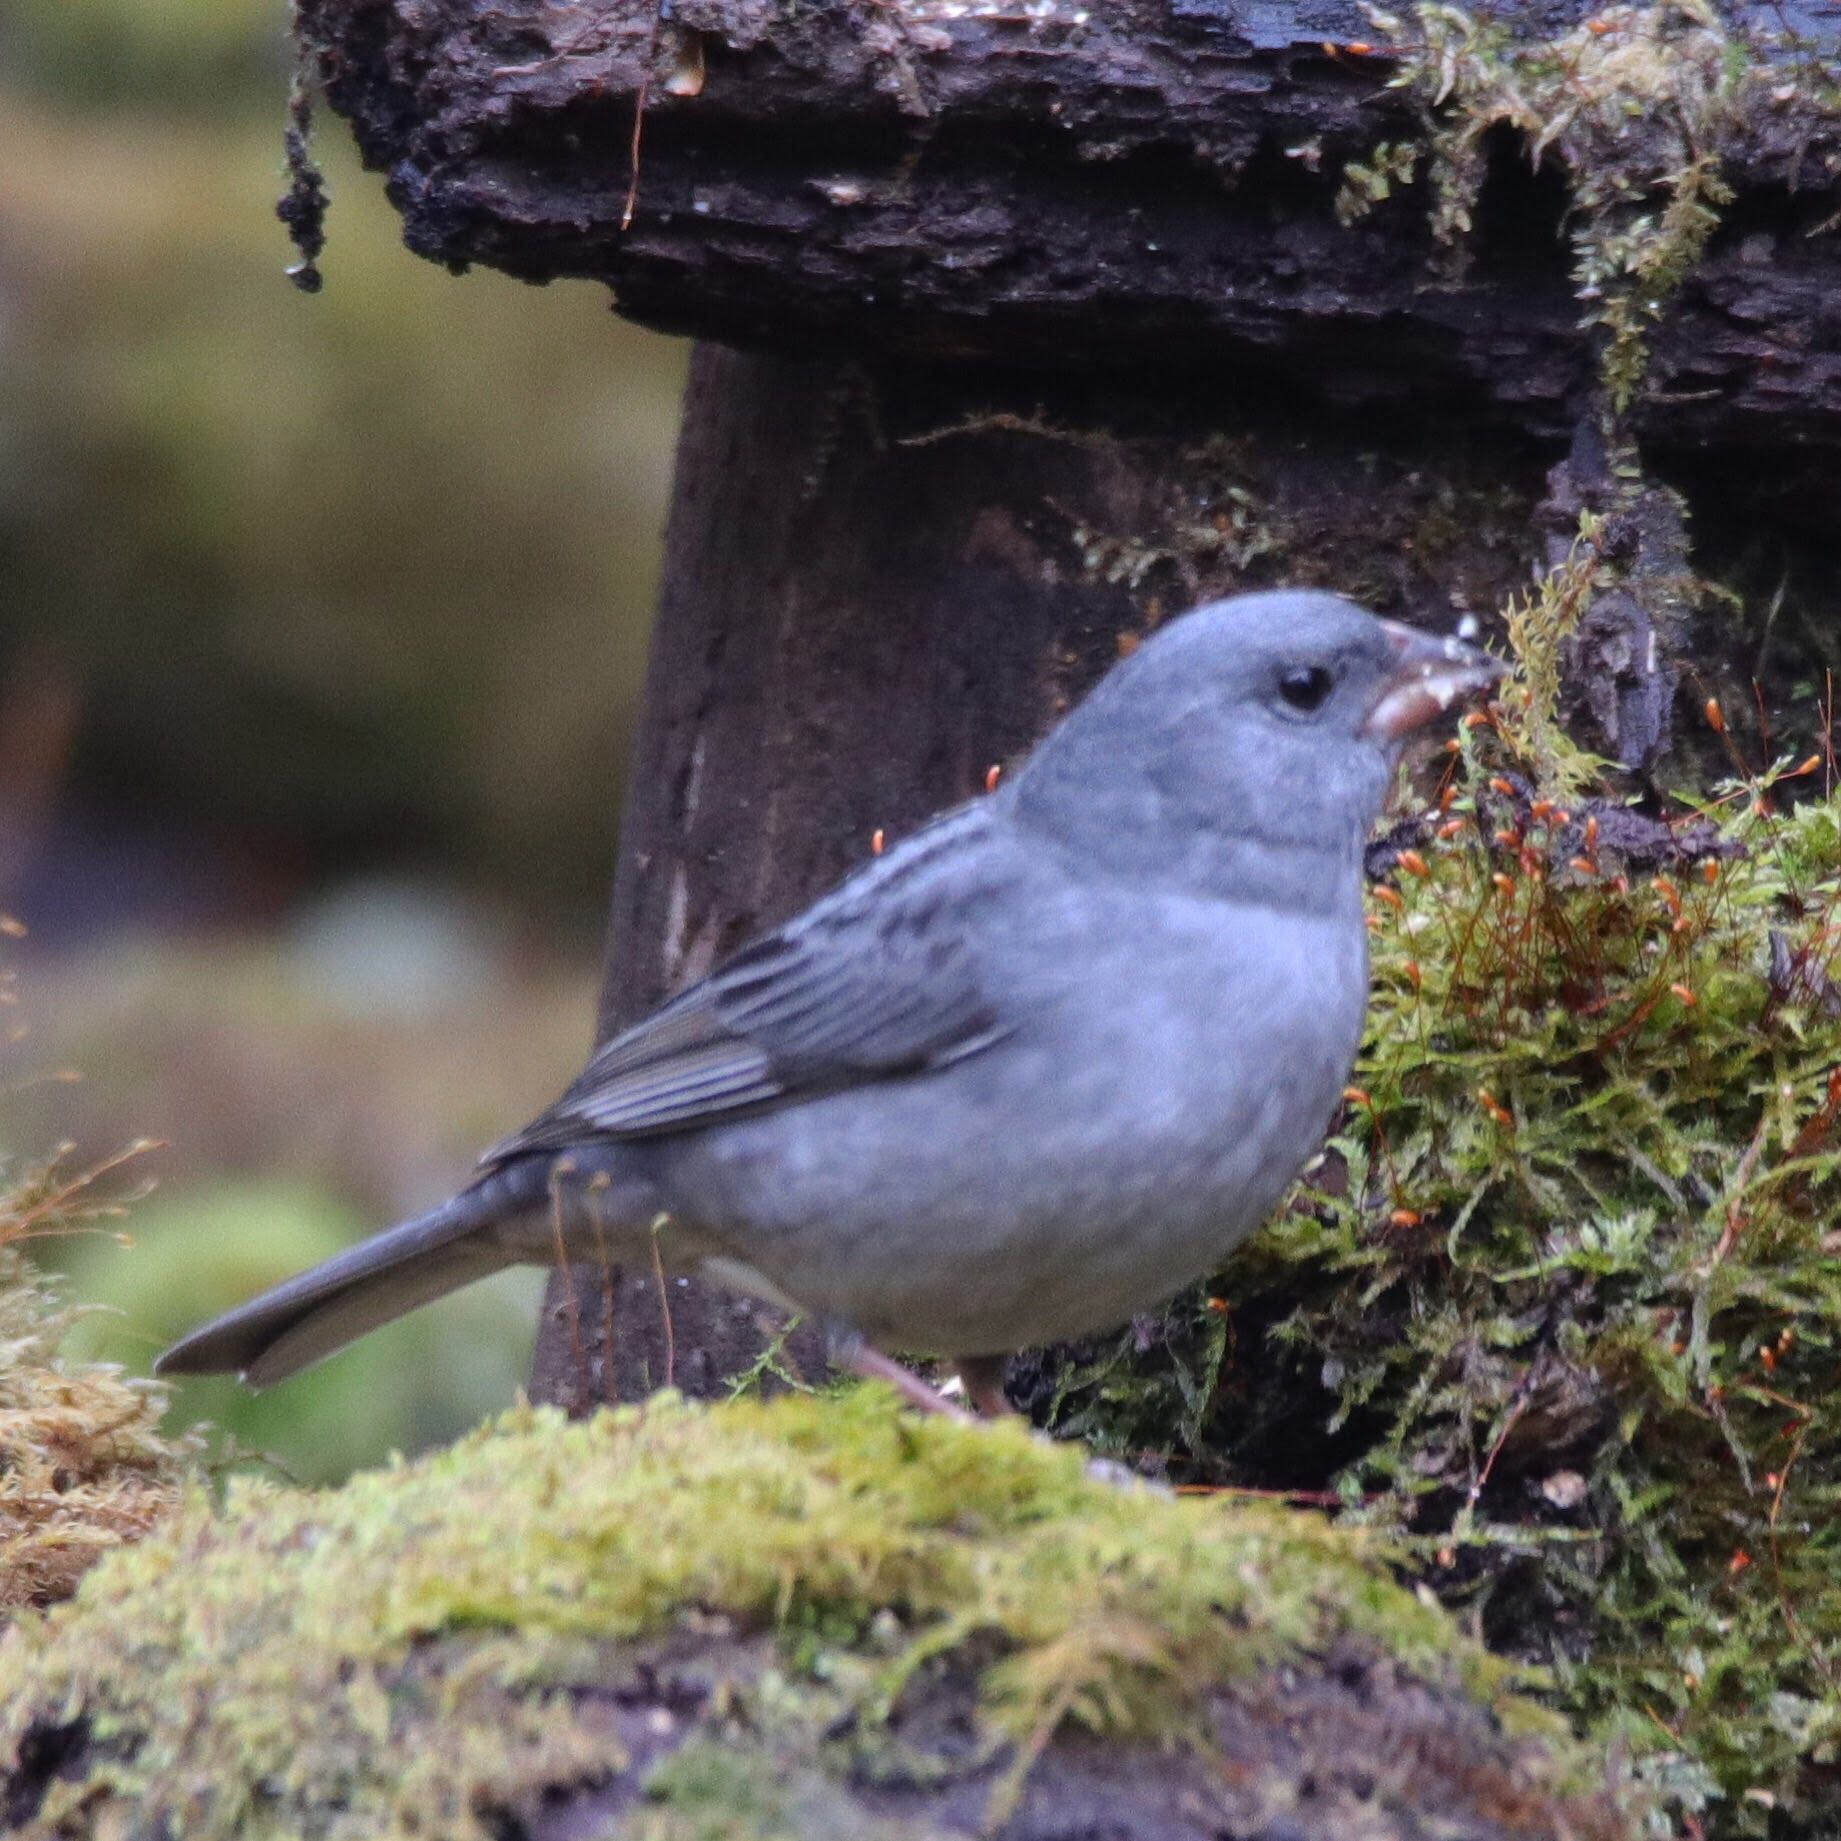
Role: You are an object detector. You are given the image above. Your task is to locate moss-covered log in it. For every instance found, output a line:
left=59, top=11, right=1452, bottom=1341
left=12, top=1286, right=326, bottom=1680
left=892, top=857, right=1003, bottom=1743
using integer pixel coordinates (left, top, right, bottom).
left=0, top=1392, right=1631, bottom=1841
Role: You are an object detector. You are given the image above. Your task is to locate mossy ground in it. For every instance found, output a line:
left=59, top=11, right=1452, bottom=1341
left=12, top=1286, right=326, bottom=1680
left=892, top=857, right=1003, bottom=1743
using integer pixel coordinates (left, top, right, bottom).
left=0, top=1389, right=1621, bottom=1841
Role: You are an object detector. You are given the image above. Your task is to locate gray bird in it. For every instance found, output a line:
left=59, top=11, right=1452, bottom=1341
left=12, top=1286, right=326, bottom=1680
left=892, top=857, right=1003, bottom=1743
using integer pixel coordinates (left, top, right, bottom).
left=157, top=591, right=1498, bottom=1419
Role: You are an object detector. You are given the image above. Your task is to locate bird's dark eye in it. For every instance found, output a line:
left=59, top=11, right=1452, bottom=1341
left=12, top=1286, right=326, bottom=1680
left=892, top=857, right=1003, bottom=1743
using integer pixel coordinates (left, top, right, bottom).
left=1278, top=665, right=1335, bottom=712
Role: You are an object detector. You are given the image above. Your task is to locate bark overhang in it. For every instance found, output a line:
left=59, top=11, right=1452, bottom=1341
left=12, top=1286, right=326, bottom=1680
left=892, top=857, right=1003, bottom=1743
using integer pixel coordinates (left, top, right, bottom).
left=299, top=0, right=1841, bottom=450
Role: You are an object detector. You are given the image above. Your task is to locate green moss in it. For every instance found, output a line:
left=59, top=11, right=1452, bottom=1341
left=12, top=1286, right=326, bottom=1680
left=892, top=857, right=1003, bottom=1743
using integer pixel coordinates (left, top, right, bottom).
left=1276, top=736, right=1841, bottom=1832
left=1356, top=1, right=1782, bottom=411
left=1490, top=513, right=1609, bottom=793
left=0, top=1389, right=1596, bottom=1839
left=1044, top=566, right=1841, bottom=1834
left=1066, top=435, right=1283, bottom=605
left=1335, top=140, right=1420, bottom=225
left=635, top=1739, right=940, bottom=1841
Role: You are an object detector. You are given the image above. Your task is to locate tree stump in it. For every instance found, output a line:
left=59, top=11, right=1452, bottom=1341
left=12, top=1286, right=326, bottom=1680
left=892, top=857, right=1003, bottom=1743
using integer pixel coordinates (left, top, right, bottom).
left=292, top=0, right=1841, bottom=1406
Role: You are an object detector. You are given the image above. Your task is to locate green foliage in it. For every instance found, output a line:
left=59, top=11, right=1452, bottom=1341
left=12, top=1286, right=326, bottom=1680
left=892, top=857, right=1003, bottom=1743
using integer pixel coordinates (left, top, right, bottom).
left=4, top=0, right=282, bottom=109
left=2, top=51, right=684, bottom=916
left=0, top=1390, right=1608, bottom=1840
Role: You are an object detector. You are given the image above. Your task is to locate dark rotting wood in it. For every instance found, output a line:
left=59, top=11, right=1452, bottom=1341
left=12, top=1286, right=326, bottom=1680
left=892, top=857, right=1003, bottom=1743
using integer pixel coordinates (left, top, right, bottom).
left=298, top=0, right=1841, bottom=454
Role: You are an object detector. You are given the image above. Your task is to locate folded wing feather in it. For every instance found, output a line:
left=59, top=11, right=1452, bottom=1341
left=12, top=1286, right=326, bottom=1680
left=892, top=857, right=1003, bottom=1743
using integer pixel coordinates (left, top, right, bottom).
left=484, top=807, right=1012, bottom=1162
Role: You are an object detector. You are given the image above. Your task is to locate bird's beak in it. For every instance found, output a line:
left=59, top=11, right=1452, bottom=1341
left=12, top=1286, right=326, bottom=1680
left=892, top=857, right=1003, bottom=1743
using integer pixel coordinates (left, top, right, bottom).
left=1362, top=621, right=1504, bottom=743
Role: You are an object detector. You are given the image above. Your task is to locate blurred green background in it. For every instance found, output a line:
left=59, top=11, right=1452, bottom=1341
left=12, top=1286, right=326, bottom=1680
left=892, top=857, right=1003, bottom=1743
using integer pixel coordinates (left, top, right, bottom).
left=0, top=0, right=689, bottom=1479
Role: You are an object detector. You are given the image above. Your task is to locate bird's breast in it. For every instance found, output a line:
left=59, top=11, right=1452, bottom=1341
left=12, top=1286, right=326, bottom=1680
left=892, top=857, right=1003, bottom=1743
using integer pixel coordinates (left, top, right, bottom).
left=662, top=895, right=1369, bottom=1355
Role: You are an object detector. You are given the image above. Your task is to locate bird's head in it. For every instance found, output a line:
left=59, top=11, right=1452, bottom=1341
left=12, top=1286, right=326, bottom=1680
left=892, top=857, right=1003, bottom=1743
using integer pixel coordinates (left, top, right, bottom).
left=1009, top=590, right=1502, bottom=911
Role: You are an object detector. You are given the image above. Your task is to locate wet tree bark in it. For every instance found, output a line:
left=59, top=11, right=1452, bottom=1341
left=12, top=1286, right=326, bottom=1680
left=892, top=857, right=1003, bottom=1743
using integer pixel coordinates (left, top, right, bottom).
left=299, top=0, right=1841, bottom=452
left=530, top=346, right=1149, bottom=1406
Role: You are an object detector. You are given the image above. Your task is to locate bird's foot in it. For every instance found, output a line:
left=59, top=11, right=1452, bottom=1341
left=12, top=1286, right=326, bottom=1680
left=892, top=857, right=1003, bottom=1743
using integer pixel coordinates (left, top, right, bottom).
left=836, top=1337, right=977, bottom=1424
left=832, top=1336, right=1165, bottom=1490
left=954, top=1353, right=1016, bottom=1418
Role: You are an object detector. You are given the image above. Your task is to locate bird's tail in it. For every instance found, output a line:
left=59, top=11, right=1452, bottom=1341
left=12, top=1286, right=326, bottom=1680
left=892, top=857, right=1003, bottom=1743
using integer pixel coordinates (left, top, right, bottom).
left=154, top=1158, right=551, bottom=1389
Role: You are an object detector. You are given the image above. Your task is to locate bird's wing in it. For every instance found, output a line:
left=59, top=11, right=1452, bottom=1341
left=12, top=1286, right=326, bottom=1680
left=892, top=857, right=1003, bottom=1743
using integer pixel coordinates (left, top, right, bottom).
left=484, top=807, right=1014, bottom=1159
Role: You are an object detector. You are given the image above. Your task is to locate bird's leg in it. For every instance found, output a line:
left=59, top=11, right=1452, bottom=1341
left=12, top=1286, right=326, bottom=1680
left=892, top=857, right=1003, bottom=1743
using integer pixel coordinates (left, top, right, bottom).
left=829, top=1331, right=977, bottom=1424
left=955, top=1354, right=1015, bottom=1418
